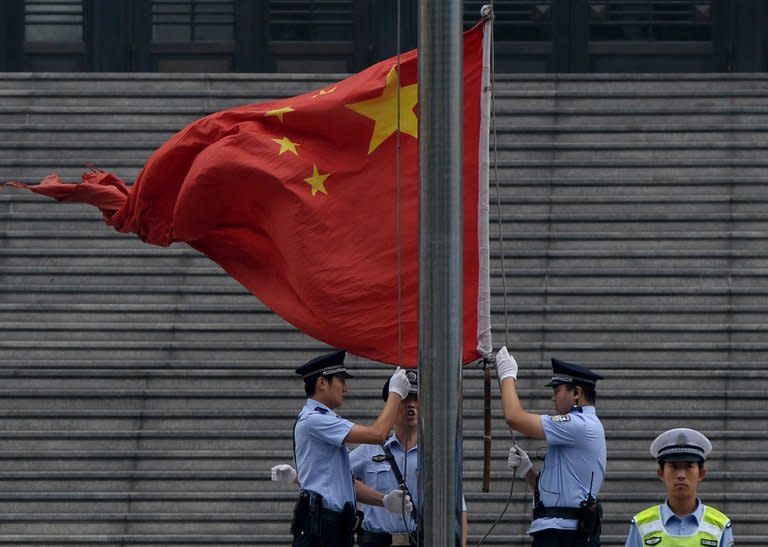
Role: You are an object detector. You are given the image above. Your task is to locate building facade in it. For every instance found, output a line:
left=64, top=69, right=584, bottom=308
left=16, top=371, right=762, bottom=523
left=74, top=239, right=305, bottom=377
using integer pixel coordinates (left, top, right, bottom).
left=0, top=0, right=766, bottom=74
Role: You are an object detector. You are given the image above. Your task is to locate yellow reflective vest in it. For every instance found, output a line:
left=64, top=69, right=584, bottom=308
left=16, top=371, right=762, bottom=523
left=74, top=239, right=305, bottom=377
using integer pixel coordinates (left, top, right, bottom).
left=633, top=504, right=730, bottom=546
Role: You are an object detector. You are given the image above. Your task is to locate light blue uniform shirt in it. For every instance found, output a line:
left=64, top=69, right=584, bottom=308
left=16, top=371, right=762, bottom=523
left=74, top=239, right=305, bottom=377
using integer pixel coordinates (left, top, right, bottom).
left=349, top=435, right=467, bottom=534
left=529, top=405, right=606, bottom=535
left=350, top=435, right=418, bottom=533
left=294, top=398, right=355, bottom=512
left=624, top=499, right=735, bottom=547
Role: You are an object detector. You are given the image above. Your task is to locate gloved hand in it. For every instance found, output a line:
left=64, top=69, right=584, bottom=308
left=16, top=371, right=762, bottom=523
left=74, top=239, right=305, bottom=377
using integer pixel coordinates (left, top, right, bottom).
left=388, top=367, right=411, bottom=400
left=270, top=464, right=297, bottom=484
left=382, top=489, right=414, bottom=514
left=495, top=346, right=518, bottom=381
left=507, top=445, right=532, bottom=479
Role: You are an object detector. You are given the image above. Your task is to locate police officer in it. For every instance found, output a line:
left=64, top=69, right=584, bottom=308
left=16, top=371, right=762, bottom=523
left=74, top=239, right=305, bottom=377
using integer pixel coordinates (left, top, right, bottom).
left=497, top=347, right=606, bottom=547
left=349, top=371, right=469, bottom=547
left=286, top=349, right=413, bottom=547
left=624, top=428, right=735, bottom=547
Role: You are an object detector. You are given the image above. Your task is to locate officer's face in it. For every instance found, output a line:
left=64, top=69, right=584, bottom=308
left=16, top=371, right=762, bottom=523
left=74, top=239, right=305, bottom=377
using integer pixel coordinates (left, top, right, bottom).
left=397, top=395, right=419, bottom=428
left=323, top=375, right=348, bottom=408
left=657, top=460, right=706, bottom=501
left=551, top=384, right=576, bottom=415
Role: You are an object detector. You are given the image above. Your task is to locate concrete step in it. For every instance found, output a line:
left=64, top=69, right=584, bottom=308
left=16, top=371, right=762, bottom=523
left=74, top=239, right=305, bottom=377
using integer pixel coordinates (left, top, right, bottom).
left=2, top=72, right=768, bottom=545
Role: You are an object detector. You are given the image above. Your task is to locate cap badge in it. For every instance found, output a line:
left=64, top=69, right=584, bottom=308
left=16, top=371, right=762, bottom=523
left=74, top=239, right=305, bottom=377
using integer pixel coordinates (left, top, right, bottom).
left=675, top=432, right=688, bottom=446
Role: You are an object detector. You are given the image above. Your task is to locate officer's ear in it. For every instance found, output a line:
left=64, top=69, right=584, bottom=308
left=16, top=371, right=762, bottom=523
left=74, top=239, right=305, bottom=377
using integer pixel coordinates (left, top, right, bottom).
left=316, top=375, right=328, bottom=391
left=573, top=385, right=582, bottom=398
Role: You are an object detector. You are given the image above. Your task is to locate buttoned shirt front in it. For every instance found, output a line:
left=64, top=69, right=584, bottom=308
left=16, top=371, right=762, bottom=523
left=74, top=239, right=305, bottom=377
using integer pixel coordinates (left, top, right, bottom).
left=350, top=434, right=419, bottom=533
left=349, top=435, right=467, bottom=534
left=624, top=499, right=735, bottom=547
left=529, top=405, right=607, bottom=534
left=294, top=398, right=355, bottom=512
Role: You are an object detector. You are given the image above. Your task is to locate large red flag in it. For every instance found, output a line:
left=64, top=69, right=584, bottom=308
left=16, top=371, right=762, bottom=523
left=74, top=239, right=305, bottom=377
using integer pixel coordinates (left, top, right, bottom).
left=5, top=21, right=492, bottom=367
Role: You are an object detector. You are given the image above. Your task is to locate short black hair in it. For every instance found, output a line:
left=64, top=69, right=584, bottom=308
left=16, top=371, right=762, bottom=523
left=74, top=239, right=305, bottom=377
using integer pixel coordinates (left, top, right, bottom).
left=563, top=382, right=597, bottom=404
left=304, top=376, right=317, bottom=397
left=304, top=372, right=345, bottom=397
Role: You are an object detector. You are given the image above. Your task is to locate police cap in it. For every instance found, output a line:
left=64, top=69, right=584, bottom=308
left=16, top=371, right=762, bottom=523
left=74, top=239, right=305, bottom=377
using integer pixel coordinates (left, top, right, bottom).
left=650, top=427, right=712, bottom=463
left=381, top=369, right=418, bottom=401
left=545, top=357, right=603, bottom=387
left=295, top=349, right=352, bottom=380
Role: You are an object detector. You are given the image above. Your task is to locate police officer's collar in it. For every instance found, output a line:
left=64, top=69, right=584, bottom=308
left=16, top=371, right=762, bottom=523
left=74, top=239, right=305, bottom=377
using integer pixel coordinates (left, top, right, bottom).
left=384, top=435, right=400, bottom=449
left=570, top=405, right=596, bottom=414
left=387, top=433, right=418, bottom=452
left=661, top=498, right=703, bottom=523
left=306, top=398, right=336, bottom=415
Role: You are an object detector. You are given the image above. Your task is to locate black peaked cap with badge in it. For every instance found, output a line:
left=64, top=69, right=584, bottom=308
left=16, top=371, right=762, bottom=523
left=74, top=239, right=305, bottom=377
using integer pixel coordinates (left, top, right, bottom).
left=381, top=369, right=418, bottom=401
left=545, top=357, right=604, bottom=387
left=295, top=349, right=352, bottom=380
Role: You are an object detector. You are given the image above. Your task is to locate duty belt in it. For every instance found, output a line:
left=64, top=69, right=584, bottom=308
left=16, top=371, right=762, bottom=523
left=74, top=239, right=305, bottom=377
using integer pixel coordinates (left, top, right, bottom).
left=358, top=530, right=413, bottom=546
left=534, top=506, right=581, bottom=520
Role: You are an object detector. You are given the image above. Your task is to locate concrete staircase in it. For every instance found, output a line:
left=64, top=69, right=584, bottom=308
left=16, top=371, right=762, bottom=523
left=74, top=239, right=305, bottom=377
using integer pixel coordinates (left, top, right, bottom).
left=1, top=73, right=767, bottom=546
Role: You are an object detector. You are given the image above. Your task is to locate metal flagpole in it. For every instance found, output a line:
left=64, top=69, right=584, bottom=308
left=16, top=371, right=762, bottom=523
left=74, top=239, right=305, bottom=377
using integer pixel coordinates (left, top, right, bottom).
left=418, top=0, right=464, bottom=545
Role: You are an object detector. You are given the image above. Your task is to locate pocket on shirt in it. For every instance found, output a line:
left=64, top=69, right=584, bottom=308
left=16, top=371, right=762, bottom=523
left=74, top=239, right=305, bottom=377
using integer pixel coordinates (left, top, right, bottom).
left=365, top=462, right=394, bottom=491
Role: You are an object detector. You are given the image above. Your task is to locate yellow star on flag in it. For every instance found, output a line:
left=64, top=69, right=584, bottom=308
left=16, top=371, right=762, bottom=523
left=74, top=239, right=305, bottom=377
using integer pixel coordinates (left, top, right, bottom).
left=304, top=164, right=330, bottom=196
left=265, top=106, right=294, bottom=123
left=345, top=66, right=418, bottom=155
left=272, top=136, right=300, bottom=155
left=312, top=86, right=337, bottom=98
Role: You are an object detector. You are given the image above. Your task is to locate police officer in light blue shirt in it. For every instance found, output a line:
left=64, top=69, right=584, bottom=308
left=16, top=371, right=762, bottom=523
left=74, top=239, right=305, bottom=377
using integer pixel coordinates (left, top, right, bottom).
left=624, top=427, right=735, bottom=547
left=295, top=396, right=357, bottom=512
left=284, top=350, right=413, bottom=547
left=349, top=371, right=469, bottom=547
left=497, top=348, right=606, bottom=547
left=350, top=373, right=419, bottom=546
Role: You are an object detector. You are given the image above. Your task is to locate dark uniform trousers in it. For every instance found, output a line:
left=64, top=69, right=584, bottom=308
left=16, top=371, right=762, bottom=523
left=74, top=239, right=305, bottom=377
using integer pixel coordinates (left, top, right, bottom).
left=357, top=530, right=416, bottom=547
left=531, top=529, right=600, bottom=547
left=292, top=507, right=355, bottom=547
left=291, top=495, right=355, bottom=547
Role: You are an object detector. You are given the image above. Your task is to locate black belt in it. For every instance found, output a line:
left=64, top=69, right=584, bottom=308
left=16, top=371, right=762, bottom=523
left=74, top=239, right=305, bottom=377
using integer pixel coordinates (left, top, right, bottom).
left=535, top=506, right=580, bottom=519
left=358, top=530, right=415, bottom=546
left=320, top=507, right=344, bottom=521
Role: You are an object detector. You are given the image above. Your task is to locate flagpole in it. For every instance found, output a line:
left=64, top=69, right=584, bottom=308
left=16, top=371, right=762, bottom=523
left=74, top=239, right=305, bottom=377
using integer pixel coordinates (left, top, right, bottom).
left=418, top=0, right=464, bottom=545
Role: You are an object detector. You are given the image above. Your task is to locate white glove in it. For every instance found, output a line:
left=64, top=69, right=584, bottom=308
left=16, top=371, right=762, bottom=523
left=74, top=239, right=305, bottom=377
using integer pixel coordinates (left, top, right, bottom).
left=382, top=489, right=414, bottom=514
left=270, top=464, right=297, bottom=484
left=388, top=367, right=411, bottom=400
left=495, top=346, right=518, bottom=381
left=507, top=445, right=532, bottom=479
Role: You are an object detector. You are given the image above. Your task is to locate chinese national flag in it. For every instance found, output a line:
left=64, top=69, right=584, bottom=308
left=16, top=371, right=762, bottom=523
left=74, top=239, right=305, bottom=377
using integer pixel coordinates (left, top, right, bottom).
left=6, top=22, right=492, bottom=366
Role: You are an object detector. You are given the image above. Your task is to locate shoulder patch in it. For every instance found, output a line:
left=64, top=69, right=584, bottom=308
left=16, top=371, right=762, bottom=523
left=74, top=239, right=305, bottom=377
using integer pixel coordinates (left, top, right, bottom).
left=313, top=406, right=329, bottom=414
left=644, top=538, right=661, bottom=546
left=551, top=414, right=571, bottom=422
left=700, top=540, right=717, bottom=547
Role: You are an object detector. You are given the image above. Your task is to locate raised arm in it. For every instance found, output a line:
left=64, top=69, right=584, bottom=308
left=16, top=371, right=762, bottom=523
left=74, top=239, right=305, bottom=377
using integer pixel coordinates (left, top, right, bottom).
left=496, top=347, right=545, bottom=440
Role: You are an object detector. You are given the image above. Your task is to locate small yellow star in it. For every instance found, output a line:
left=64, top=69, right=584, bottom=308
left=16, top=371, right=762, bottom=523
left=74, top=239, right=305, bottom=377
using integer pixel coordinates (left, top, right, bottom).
left=272, top=136, right=300, bottom=155
left=312, top=86, right=337, bottom=98
left=345, top=66, right=418, bottom=155
left=265, top=106, right=294, bottom=123
left=304, top=164, right=330, bottom=196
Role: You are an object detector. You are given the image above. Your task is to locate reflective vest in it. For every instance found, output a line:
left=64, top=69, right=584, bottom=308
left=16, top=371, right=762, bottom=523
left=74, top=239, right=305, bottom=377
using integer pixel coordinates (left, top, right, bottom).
left=633, top=504, right=730, bottom=546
